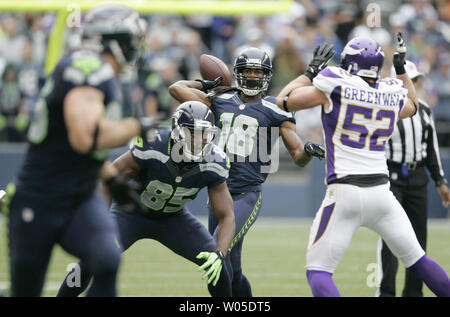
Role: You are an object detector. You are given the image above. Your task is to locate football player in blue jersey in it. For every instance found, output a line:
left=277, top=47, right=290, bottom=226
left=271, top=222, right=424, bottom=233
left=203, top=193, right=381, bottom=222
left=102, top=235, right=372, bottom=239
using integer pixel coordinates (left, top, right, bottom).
left=169, top=47, right=325, bottom=296
left=57, top=101, right=236, bottom=297
left=4, top=4, right=159, bottom=297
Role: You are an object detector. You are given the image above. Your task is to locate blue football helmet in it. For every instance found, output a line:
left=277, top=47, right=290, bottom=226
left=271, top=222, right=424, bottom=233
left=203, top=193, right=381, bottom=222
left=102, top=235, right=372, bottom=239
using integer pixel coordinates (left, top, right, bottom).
left=171, top=101, right=216, bottom=162
left=81, top=3, right=147, bottom=69
left=233, top=47, right=272, bottom=96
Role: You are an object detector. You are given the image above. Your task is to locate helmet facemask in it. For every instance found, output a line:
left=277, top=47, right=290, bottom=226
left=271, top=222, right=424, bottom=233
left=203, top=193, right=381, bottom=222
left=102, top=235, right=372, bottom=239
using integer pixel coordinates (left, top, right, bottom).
left=234, top=65, right=272, bottom=96
left=171, top=119, right=217, bottom=162
left=103, top=29, right=145, bottom=72
left=81, top=5, right=147, bottom=73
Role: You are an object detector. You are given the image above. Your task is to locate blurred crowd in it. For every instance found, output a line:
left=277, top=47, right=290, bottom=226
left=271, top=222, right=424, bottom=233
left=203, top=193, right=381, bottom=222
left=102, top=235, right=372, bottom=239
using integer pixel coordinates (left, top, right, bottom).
left=0, top=0, right=449, bottom=147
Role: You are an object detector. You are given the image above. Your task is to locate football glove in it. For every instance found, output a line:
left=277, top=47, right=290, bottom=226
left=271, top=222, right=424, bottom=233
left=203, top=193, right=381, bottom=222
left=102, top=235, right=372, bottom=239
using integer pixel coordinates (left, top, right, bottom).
left=138, top=116, right=160, bottom=143
left=393, top=32, right=407, bottom=75
left=104, top=175, right=145, bottom=213
left=304, top=142, right=325, bottom=160
left=196, top=76, right=223, bottom=92
left=304, top=43, right=336, bottom=81
left=196, top=251, right=224, bottom=287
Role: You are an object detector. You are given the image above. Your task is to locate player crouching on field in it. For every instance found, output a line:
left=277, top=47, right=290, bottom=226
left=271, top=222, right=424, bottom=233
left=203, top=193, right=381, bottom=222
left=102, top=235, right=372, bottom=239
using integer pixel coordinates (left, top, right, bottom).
left=57, top=101, right=236, bottom=297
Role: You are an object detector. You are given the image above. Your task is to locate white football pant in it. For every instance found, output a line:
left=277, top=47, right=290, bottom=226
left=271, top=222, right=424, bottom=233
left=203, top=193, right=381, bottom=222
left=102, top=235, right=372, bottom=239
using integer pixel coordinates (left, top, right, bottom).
left=306, top=183, right=425, bottom=273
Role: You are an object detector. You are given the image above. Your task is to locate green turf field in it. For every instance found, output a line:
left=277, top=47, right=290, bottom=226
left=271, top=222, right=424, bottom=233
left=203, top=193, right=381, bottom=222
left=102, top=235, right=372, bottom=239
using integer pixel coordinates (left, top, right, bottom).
left=1, top=216, right=449, bottom=297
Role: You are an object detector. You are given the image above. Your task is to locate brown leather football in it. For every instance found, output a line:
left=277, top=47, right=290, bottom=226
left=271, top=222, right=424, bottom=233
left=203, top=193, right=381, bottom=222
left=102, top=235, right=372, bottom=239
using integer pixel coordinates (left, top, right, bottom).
left=199, top=54, right=232, bottom=87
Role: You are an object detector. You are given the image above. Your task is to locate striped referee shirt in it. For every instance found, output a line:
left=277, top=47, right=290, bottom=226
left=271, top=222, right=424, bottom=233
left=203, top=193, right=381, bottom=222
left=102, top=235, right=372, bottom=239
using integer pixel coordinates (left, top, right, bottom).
left=386, top=98, right=446, bottom=185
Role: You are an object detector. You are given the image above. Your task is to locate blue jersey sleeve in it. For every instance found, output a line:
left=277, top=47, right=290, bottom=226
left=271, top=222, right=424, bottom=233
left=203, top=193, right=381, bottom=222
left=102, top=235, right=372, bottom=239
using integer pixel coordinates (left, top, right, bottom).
left=201, top=145, right=230, bottom=188
left=261, top=96, right=295, bottom=127
left=130, top=131, right=171, bottom=169
left=130, top=136, right=149, bottom=168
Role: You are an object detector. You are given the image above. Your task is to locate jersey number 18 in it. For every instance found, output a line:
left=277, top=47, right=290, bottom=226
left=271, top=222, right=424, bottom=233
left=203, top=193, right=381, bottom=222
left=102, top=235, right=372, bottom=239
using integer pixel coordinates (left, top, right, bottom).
left=217, top=112, right=259, bottom=157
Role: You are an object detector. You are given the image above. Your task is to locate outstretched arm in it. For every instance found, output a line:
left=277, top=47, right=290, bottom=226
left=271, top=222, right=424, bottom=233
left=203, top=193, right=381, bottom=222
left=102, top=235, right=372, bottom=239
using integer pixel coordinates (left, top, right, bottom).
left=64, top=86, right=159, bottom=154
left=280, top=121, right=312, bottom=167
left=168, top=77, right=223, bottom=106
left=277, top=74, right=314, bottom=102
left=168, top=80, right=210, bottom=105
left=276, top=43, right=335, bottom=112
left=277, top=85, right=330, bottom=112
left=398, top=73, right=419, bottom=119
left=393, top=32, right=419, bottom=119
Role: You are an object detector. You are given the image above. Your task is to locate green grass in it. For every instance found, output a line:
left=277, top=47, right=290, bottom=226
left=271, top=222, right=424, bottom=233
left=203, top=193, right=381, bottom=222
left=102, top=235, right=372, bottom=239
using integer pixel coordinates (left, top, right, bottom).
left=1, top=217, right=449, bottom=297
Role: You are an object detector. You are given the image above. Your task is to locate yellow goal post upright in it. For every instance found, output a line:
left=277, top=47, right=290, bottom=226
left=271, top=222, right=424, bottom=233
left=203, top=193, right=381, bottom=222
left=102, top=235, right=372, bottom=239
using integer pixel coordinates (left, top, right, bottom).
left=0, top=0, right=293, bottom=75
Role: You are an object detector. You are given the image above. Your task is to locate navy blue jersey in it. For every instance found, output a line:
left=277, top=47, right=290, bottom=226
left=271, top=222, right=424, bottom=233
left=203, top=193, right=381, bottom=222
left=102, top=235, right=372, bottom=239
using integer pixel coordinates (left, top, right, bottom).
left=130, top=130, right=230, bottom=217
left=210, top=92, right=295, bottom=193
left=16, top=50, right=122, bottom=208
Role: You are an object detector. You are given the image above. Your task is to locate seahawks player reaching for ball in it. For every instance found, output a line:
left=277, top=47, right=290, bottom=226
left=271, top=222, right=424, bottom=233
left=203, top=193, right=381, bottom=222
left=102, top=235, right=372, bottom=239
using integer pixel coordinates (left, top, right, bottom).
left=169, top=47, right=325, bottom=297
left=57, top=101, right=236, bottom=297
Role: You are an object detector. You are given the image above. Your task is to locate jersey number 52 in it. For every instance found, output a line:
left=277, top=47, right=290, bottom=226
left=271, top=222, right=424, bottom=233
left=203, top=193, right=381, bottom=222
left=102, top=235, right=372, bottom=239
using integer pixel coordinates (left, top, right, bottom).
left=340, top=104, right=395, bottom=151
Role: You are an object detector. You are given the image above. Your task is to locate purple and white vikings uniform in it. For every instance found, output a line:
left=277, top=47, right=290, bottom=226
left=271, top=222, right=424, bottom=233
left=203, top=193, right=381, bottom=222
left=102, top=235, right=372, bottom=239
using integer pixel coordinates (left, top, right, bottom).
left=314, top=66, right=408, bottom=182
left=305, top=66, right=425, bottom=273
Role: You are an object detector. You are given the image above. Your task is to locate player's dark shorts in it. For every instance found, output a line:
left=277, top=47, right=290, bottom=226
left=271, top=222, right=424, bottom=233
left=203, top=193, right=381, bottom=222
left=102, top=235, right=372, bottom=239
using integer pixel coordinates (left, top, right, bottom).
left=111, top=205, right=218, bottom=265
left=110, top=205, right=233, bottom=296
left=8, top=187, right=120, bottom=296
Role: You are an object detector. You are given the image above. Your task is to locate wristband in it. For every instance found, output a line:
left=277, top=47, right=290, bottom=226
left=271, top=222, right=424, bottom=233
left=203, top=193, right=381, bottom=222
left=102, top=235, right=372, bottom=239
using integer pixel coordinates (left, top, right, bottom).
left=394, top=64, right=406, bottom=75
left=304, top=70, right=315, bottom=81
left=216, top=250, right=225, bottom=260
left=283, top=92, right=291, bottom=112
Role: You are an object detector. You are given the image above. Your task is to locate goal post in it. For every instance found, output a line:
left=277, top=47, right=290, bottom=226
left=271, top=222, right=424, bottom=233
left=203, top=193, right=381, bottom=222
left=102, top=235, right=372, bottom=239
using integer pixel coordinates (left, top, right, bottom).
left=0, top=0, right=293, bottom=74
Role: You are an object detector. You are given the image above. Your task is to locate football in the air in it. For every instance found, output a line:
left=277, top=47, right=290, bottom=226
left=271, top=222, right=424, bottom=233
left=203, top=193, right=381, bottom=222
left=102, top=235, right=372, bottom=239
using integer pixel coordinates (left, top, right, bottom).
left=199, top=54, right=232, bottom=87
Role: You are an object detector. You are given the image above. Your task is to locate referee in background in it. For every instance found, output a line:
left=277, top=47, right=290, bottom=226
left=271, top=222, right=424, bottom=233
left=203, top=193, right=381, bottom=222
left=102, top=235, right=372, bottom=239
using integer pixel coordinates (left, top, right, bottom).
left=376, top=60, right=450, bottom=297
